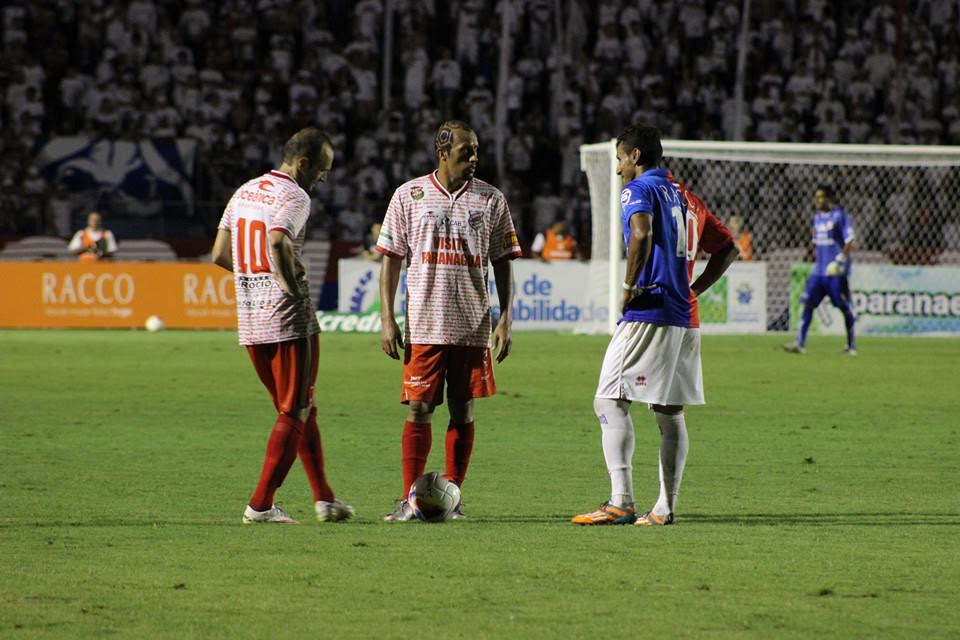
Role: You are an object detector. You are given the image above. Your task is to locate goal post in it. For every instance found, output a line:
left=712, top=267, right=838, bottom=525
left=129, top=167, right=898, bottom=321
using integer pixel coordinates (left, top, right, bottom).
left=578, top=140, right=622, bottom=335
left=578, top=140, right=960, bottom=335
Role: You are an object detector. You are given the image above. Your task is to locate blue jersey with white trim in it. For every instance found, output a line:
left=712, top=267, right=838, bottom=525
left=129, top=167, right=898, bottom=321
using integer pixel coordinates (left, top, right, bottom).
left=812, top=207, right=854, bottom=276
left=619, top=168, right=694, bottom=327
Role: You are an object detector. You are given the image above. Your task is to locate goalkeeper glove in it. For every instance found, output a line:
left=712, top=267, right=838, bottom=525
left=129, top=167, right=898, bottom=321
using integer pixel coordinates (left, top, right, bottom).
left=826, top=254, right=846, bottom=276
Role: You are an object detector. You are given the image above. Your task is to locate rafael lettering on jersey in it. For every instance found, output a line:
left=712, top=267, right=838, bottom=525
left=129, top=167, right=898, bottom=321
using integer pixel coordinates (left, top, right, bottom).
left=619, top=169, right=734, bottom=329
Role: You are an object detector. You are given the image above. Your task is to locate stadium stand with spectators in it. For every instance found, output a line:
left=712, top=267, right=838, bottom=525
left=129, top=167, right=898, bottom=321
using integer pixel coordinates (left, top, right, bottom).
left=1, top=0, right=957, bottom=266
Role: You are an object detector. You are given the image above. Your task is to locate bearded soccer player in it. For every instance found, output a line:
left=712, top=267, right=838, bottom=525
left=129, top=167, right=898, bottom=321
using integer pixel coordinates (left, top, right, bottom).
left=572, top=124, right=738, bottom=527
left=377, top=120, right=522, bottom=521
left=212, top=127, right=354, bottom=524
left=784, top=185, right=857, bottom=355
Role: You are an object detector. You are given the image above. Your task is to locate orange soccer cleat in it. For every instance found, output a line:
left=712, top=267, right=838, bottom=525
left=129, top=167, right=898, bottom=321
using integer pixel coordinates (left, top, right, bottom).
left=571, top=501, right=637, bottom=525
left=633, top=511, right=674, bottom=526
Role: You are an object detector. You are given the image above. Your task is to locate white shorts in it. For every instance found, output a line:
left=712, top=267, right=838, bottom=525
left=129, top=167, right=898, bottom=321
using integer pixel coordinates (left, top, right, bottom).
left=595, top=322, right=704, bottom=406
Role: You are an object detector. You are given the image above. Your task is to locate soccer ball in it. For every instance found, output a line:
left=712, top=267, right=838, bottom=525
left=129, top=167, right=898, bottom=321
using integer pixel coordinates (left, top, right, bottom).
left=144, top=315, right=166, bottom=332
left=408, top=472, right=461, bottom=522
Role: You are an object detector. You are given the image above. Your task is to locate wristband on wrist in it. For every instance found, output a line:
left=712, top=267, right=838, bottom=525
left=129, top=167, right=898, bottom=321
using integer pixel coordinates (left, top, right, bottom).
left=622, top=281, right=636, bottom=291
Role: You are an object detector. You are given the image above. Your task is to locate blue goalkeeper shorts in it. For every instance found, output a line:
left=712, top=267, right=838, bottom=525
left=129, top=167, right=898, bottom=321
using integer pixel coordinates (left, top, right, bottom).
left=802, top=275, right=850, bottom=310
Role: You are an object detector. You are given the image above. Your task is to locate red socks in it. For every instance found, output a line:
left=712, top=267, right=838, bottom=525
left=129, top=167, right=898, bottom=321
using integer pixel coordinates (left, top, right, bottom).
left=400, top=420, right=476, bottom=496
left=445, top=421, right=475, bottom=487
left=401, top=420, right=432, bottom=498
left=298, top=407, right=335, bottom=503
left=249, top=414, right=304, bottom=511
left=252, top=415, right=476, bottom=510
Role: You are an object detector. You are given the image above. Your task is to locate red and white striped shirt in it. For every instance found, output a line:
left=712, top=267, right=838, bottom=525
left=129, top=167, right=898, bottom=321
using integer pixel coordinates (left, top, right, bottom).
left=377, top=172, right=522, bottom=347
left=218, top=170, right=320, bottom=345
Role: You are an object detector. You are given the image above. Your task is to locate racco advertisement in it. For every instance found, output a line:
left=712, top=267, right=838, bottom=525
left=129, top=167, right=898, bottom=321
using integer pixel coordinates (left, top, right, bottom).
left=0, top=263, right=235, bottom=328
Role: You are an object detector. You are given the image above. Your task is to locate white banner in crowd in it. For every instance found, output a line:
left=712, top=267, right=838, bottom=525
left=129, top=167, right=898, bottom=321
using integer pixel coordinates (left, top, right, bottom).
left=337, top=259, right=767, bottom=333
left=790, top=263, right=960, bottom=336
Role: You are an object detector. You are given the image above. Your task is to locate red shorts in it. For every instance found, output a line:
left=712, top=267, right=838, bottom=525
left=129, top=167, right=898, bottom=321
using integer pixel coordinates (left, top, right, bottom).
left=246, top=334, right=319, bottom=414
left=401, top=344, right=496, bottom=405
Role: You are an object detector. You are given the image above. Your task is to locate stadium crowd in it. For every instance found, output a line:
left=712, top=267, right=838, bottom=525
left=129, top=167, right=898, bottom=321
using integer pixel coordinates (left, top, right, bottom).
left=1, top=0, right=959, bottom=257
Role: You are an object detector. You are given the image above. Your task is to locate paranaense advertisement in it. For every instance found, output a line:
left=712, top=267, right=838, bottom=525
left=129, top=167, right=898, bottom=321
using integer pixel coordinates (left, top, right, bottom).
left=790, top=263, right=960, bottom=336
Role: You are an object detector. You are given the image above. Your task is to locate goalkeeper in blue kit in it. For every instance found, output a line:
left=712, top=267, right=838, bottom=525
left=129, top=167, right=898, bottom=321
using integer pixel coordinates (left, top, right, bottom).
left=785, top=185, right=857, bottom=355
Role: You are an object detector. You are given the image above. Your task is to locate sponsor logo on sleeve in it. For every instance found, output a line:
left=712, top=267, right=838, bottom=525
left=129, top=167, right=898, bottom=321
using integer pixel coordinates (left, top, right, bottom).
left=411, top=185, right=424, bottom=200
left=503, top=231, right=520, bottom=252
left=620, top=189, right=631, bottom=206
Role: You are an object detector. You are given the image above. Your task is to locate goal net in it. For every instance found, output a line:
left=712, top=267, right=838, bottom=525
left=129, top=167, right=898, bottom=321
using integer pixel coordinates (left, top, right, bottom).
left=578, top=140, right=960, bottom=335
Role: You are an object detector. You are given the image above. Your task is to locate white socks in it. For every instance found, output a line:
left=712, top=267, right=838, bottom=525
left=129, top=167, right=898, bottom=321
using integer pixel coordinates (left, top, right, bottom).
left=594, top=397, right=635, bottom=508
left=653, top=411, right=688, bottom=517
left=593, top=400, right=691, bottom=516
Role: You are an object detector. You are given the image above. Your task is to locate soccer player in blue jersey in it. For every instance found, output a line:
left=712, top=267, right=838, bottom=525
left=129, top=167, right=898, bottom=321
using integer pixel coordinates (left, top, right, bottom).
left=572, top=124, right=738, bottom=527
left=784, top=185, right=857, bottom=355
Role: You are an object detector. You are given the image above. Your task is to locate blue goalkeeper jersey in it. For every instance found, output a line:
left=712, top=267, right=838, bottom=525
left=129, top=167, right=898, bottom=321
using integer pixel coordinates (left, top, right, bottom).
left=619, top=168, right=694, bottom=327
left=812, top=207, right=854, bottom=276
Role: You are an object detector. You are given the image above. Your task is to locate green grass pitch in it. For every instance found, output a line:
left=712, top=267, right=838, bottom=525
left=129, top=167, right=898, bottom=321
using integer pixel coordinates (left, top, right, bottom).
left=1, top=330, right=959, bottom=638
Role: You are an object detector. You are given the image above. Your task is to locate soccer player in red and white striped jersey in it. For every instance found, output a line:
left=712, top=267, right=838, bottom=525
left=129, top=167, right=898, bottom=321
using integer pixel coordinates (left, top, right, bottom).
left=377, top=120, right=522, bottom=521
left=212, top=127, right=353, bottom=525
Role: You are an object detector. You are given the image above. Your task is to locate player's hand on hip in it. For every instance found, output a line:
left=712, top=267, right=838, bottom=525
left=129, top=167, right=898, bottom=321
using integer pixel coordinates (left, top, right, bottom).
left=296, top=279, right=310, bottom=299
left=281, top=283, right=309, bottom=304
left=493, top=321, right=512, bottom=363
left=621, top=288, right=636, bottom=315
left=380, top=319, right=403, bottom=359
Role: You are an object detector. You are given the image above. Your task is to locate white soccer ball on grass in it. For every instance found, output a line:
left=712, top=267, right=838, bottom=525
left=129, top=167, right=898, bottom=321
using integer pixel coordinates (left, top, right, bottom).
left=408, top=472, right=461, bottom=522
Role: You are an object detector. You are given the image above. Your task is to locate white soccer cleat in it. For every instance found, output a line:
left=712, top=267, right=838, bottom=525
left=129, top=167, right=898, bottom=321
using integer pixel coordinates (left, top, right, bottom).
left=783, top=343, right=806, bottom=354
left=315, top=499, right=355, bottom=523
left=242, top=504, right=299, bottom=525
left=843, top=347, right=857, bottom=356
left=383, top=500, right=416, bottom=522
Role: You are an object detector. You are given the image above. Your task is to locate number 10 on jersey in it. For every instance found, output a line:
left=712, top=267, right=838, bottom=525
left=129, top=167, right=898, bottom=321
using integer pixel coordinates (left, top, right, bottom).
left=671, top=206, right=699, bottom=260
left=236, top=218, right=271, bottom=274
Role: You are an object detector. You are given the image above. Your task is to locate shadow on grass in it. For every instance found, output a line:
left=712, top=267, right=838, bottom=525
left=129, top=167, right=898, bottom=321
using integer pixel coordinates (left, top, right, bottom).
left=682, top=513, right=960, bottom=526
left=449, top=512, right=960, bottom=526
left=0, top=517, right=564, bottom=528
left=2, top=513, right=959, bottom=528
